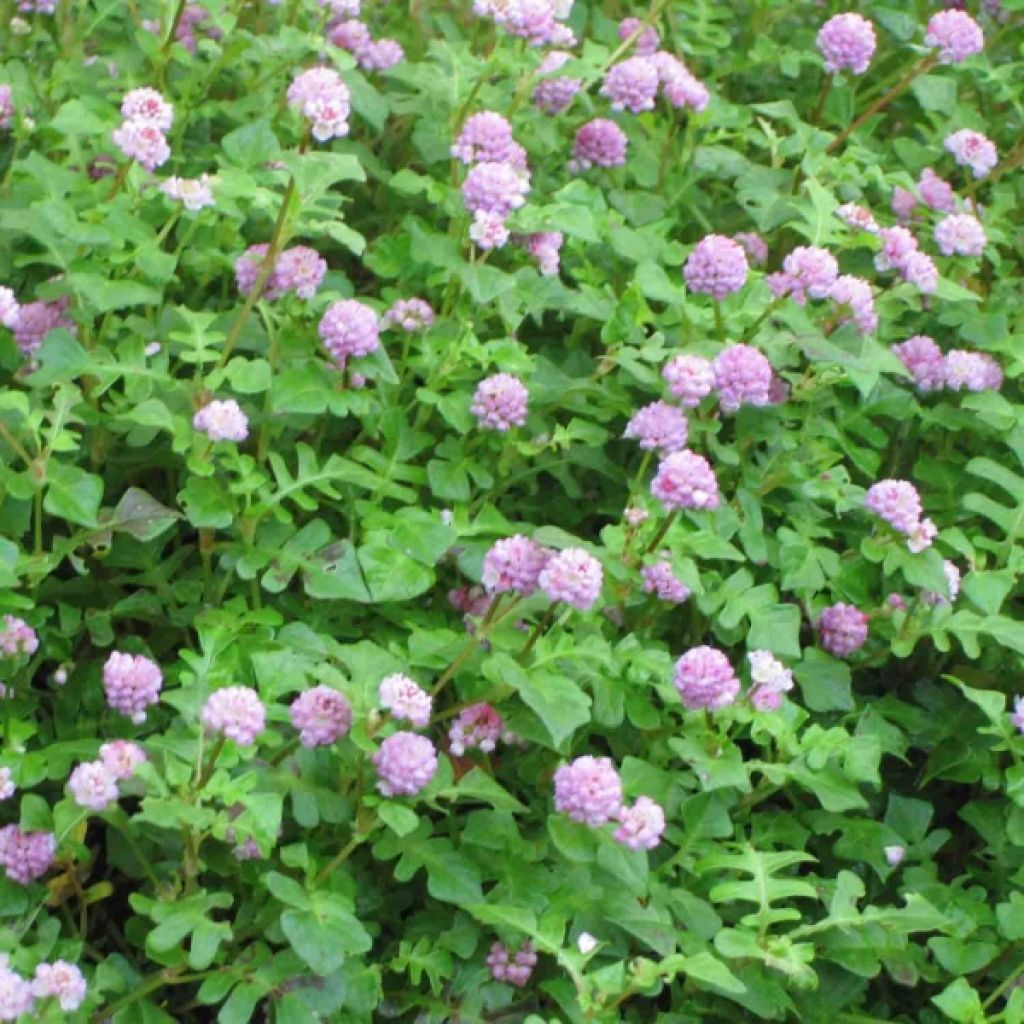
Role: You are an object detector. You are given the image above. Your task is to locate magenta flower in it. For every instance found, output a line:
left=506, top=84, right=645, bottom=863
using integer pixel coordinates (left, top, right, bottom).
left=892, top=335, right=946, bottom=392
left=618, top=16, right=660, bottom=55
left=378, top=673, right=432, bottom=728
left=569, top=118, right=628, bottom=172
left=817, top=12, right=876, bottom=75
left=601, top=56, right=659, bottom=114
left=713, top=344, right=773, bottom=412
left=290, top=686, right=352, bottom=747
left=945, top=350, right=1002, bottom=392
left=684, top=234, right=748, bottom=300
left=487, top=941, right=537, bottom=987
left=469, top=211, right=511, bottom=250
left=924, top=10, right=984, bottom=63
left=780, top=245, right=839, bottom=303
left=830, top=275, right=877, bottom=335
left=533, top=51, right=581, bottom=114
left=99, top=740, right=147, bottom=780
left=103, top=651, right=162, bottom=723
left=945, top=129, right=997, bottom=178
left=651, top=450, right=720, bottom=511
left=733, top=232, right=768, bottom=266
left=32, top=961, right=86, bottom=1012
left=673, top=646, right=740, bottom=710
left=641, top=561, right=691, bottom=604
left=918, top=168, right=956, bottom=212
left=553, top=755, right=622, bottom=826
left=193, top=399, right=249, bottom=443
left=624, top=400, right=689, bottom=453
left=201, top=686, right=266, bottom=745
left=373, top=731, right=438, bottom=796
left=452, top=111, right=522, bottom=166
left=934, top=213, right=986, bottom=256
left=319, top=299, right=380, bottom=368
left=649, top=52, right=710, bottom=111
left=448, top=703, right=503, bottom=756
left=382, top=298, right=434, bottom=332
left=614, top=796, right=665, bottom=850
left=461, top=161, right=530, bottom=218
left=68, top=760, right=119, bottom=812
left=0, top=825, right=56, bottom=884
left=519, top=231, right=563, bottom=276
left=663, top=354, right=715, bottom=406
left=471, top=373, right=529, bottom=431
left=538, top=548, right=603, bottom=610
left=112, top=119, right=170, bottom=171
left=818, top=602, right=868, bottom=657
left=287, top=67, right=351, bottom=141
left=864, top=479, right=923, bottom=535
left=0, top=958, right=34, bottom=1018
left=358, top=38, right=404, bottom=71
left=482, top=536, right=551, bottom=596
left=0, top=615, right=37, bottom=657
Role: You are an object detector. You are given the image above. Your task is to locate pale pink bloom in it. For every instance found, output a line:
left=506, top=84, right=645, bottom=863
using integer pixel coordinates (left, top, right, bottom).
left=945, top=130, right=997, bottom=179
left=924, top=10, right=984, bottom=63
left=469, top=210, right=511, bottom=250
left=379, top=673, right=432, bottom=728
left=569, top=119, right=627, bottom=171
left=554, top=756, right=622, bottom=825
left=884, top=845, right=905, bottom=867
left=121, top=87, right=174, bottom=132
left=373, top=731, right=437, bottom=796
left=835, top=202, right=879, bottom=233
left=0, top=615, right=37, bottom=657
left=601, top=56, right=659, bottom=114
left=663, top=354, right=715, bottom=407
left=193, top=399, right=249, bottom=442
left=934, top=213, right=986, bottom=256
left=286, top=68, right=351, bottom=141
left=641, top=561, right=691, bottom=603
left=684, top=235, right=748, bottom=300
left=69, top=760, right=119, bottom=812
left=538, top=548, right=603, bottom=610
left=103, top=651, right=162, bottom=723
left=614, top=796, right=665, bottom=849
left=448, top=703, right=503, bottom=755
left=651, top=450, right=719, bottom=510
left=160, top=174, right=215, bottom=211
left=0, top=767, right=14, bottom=801
left=624, top=400, right=689, bottom=453
left=817, top=12, right=876, bottom=75
left=471, top=373, right=528, bottom=431
left=290, top=686, right=352, bottom=747
left=201, top=686, right=266, bottom=745
left=99, top=740, right=147, bottom=780
left=32, top=961, right=86, bottom=1011
left=487, top=941, right=537, bottom=987
left=918, top=168, right=956, bottom=212
left=674, top=646, right=740, bottom=710
left=112, top=119, right=170, bottom=171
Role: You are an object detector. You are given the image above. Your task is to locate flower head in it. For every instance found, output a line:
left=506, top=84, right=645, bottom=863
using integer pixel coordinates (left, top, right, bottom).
left=538, top=547, right=603, bottom=610
left=747, top=650, right=794, bottom=711
left=121, top=87, right=173, bottom=132
left=533, top=51, right=581, bottom=114
left=641, top=561, right=691, bottom=604
left=112, top=119, right=170, bottom=171
left=471, top=373, right=529, bottom=431
left=482, top=536, right=551, bottom=595
left=683, top=235, right=748, bottom=300
left=519, top=231, right=563, bottom=276
left=319, top=299, right=380, bottom=366
left=69, top=760, right=119, bottom=812
left=449, top=703, right=503, bottom=755
left=99, top=740, right=147, bottom=780
left=103, top=651, right=162, bottom=723
left=818, top=602, right=868, bottom=657
left=624, top=400, right=689, bottom=453
left=781, top=245, right=839, bottom=303
left=663, top=354, right=715, bottom=407
left=0, top=615, right=37, bottom=658
left=553, top=755, right=622, bottom=826
left=601, top=56, right=659, bottom=113
left=713, top=344, right=773, bottom=412
left=373, top=731, right=438, bottom=796
left=924, top=10, right=984, bottom=63
left=0, top=825, right=56, bottom=884
left=201, top=686, right=266, bottom=745
left=193, top=399, right=249, bottom=443
left=864, top=479, right=923, bottom=536
left=918, top=168, right=956, bottom=212
left=32, top=961, right=86, bottom=1012
left=569, top=118, right=627, bottom=171
left=452, top=112, right=522, bottom=166
left=290, top=686, right=352, bottom=747
left=893, top=335, right=946, bottom=392
left=618, top=16, right=659, bottom=55
left=945, top=349, right=1002, bottom=391
left=733, top=232, right=768, bottom=266
left=651, top=450, right=720, bottom=510
left=469, top=210, right=511, bottom=250
left=382, top=298, right=434, bottom=332
left=0, top=958, right=34, bottom=1019
left=817, top=13, right=877, bottom=75
left=935, top=213, right=986, bottom=257
left=673, top=646, right=740, bottom=710
left=160, top=174, right=215, bottom=211
left=835, top=203, right=879, bottom=233
left=287, top=68, right=351, bottom=141
left=461, top=161, right=529, bottom=218
left=358, top=38, right=404, bottom=71
left=378, top=673, right=432, bottom=728
left=945, top=130, right=997, bottom=178
left=614, top=796, right=665, bottom=850
left=830, top=275, right=877, bottom=334
left=487, top=941, right=537, bottom=987
left=0, top=767, right=14, bottom=801
left=884, top=845, right=906, bottom=867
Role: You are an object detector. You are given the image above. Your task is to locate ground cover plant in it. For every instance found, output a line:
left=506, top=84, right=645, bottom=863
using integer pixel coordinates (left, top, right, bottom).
left=0, top=0, right=1023, bottom=1020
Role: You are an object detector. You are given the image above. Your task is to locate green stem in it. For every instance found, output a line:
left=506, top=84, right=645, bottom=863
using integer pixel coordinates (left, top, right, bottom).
left=431, top=595, right=512, bottom=697
left=983, top=960, right=1024, bottom=1010
left=92, top=969, right=222, bottom=1022
left=269, top=738, right=299, bottom=767
left=713, top=302, right=726, bottom=342
left=519, top=602, right=559, bottom=657
left=109, top=809, right=161, bottom=889
left=314, top=829, right=371, bottom=884
left=643, top=509, right=679, bottom=557
left=810, top=74, right=832, bottom=126
left=825, top=54, right=935, bottom=155
left=195, top=735, right=226, bottom=792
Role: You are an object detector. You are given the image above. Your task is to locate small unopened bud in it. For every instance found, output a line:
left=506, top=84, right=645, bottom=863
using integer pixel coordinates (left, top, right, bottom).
left=577, top=932, right=598, bottom=954
left=884, top=844, right=905, bottom=867
left=145, top=341, right=162, bottom=357
left=53, top=667, right=68, bottom=686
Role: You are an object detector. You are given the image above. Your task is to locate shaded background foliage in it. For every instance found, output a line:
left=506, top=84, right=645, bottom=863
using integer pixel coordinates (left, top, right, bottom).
left=0, top=0, right=1023, bottom=1021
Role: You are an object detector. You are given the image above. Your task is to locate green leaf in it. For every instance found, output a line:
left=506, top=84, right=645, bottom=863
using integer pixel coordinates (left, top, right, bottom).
left=794, top=649, right=853, bottom=711
left=931, top=978, right=984, bottom=1023
left=221, top=119, right=281, bottom=168
left=69, top=273, right=162, bottom=313
left=746, top=604, right=802, bottom=659
left=111, top=488, right=180, bottom=541
left=44, top=463, right=103, bottom=527
left=281, top=897, right=371, bottom=976
left=180, top=476, right=233, bottom=529
left=378, top=802, right=420, bottom=837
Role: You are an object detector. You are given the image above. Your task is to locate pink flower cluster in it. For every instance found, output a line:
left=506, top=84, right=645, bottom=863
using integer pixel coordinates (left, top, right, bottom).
left=673, top=646, right=740, bottom=711
left=747, top=650, right=795, bottom=711
left=0, top=85, right=14, bottom=132
left=452, top=112, right=527, bottom=169
left=379, top=673, right=432, bottom=727
left=487, top=941, right=537, bottom=986
left=534, top=51, right=582, bottom=114
left=713, top=344, right=773, bottom=412
left=538, top=547, right=604, bottom=610
left=614, top=796, right=665, bottom=850
left=69, top=760, right=119, bottom=812
left=836, top=203, right=880, bottom=234
left=161, top=174, right=215, bottom=211
left=663, top=354, right=715, bottom=407
left=373, top=731, right=438, bottom=796
left=448, top=703, right=504, bottom=755
left=0, top=767, right=14, bottom=801
left=601, top=56, right=659, bottom=113
left=99, top=740, right=147, bottom=780
left=474, top=0, right=574, bottom=47
left=892, top=335, right=1001, bottom=393
left=624, top=400, right=689, bottom=452
left=290, top=685, right=352, bottom=747
left=641, top=561, right=691, bottom=604
left=0, top=825, right=56, bottom=884
left=193, top=399, right=249, bottom=443
left=31, top=960, right=87, bottom=1012
left=684, top=235, right=749, bottom=300
left=553, top=756, right=622, bottom=825
left=865, top=479, right=937, bottom=553
left=874, top=227, right=938, bottom=294
left=924, top=10, right=984, bottom=63
left=382, top=298, right=435, bottom=332
left=651, top=450, right=720, bottom=510
left=0, top=956, right=35, bottom=1020
left=471, top=373, right=529, bottom=431
left=287, top=67, right=350, bottom=141
left=934, top=213, right=986, bottom=256
left=328, top=18, right=404, bottom=72
left=945, top=130, right=997, bottom=178
left=830, top=275, right=878, bottom=334
left=103, top=651, right=162, bottom=723
left=817, top=12, right=876, bottom=75
left=818, top=602, right=869, bottom=657
left=201, top=686, right=266, bottom=745
left=319, top=299, right=380, bottom=370
left=8, top=296, right=76, bottom=359
left=235, top=244, right=327, bottom=302
left=569, top=119, right=628, bottom=172
left=618, top=16, right=659, bottom=55
left=482, top=535, right=551, bottom=596
left=518, top=231, right=564, bottom=276
left=0, top=615, right=37, bottom=657
left=113, top=87, right=173, bottom=171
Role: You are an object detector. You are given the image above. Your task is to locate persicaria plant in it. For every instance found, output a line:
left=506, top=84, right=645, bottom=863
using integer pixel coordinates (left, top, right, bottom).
left=0, top=0, right=1023, bottom=1021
